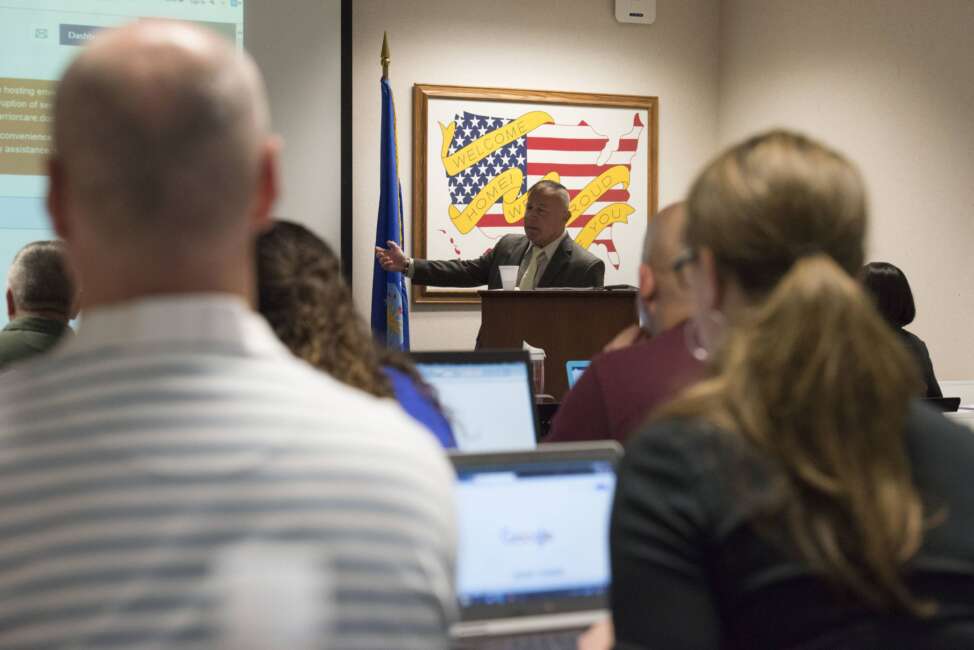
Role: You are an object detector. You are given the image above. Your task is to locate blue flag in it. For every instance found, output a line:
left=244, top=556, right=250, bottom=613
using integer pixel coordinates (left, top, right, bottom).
left=371, top=77, right=409, bottom=350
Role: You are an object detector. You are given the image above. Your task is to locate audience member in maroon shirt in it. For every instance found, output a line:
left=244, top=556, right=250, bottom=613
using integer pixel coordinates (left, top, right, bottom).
left=544, top=203, right=705, bottom=444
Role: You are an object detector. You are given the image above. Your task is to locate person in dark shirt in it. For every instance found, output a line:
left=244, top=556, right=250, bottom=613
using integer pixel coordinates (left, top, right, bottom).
left=0, top=240, right=75, bottom=369
left=859, top=261, right=942, bottom=398
left=603, top=131, right=974, bottom=649
left=257, top=220, right=456, bottom=448
left=545, top=203, right=704, bottom=444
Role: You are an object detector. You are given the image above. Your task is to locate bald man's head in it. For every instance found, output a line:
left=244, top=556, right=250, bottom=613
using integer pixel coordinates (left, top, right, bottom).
left=51, top=20, right=273, bottom=251
left=638, top=203, right=692, bottom=335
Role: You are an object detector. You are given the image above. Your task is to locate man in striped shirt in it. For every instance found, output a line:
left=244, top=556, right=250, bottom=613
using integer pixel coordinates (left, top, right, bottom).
left=0, top=20, right=456, bottom=649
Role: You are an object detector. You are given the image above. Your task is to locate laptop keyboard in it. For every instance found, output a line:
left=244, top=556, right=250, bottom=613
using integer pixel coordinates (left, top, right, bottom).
left=478, top=631, right=579, bottom=650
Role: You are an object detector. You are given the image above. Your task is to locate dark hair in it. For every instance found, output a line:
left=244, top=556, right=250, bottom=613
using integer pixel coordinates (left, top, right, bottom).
left=256, top=221, right=392, bottom=398
left=8, top=241, right=75, bottom=316
left=859, top=262, right=916, bottom=327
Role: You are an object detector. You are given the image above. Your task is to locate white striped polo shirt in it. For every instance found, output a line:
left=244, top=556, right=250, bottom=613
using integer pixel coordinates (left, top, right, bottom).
left=0, top=294, right=456, bottom=650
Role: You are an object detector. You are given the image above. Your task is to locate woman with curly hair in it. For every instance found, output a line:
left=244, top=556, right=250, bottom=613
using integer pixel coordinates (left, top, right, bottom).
left=256, top=220, right=455, bottom=448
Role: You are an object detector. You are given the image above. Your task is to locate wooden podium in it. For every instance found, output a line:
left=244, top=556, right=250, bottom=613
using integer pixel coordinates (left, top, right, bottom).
left=477, top=288, right=638, bottom=400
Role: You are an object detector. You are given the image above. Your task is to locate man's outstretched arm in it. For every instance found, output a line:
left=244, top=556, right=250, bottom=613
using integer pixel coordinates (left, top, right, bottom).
left=376, top=240, right=497, bottom=288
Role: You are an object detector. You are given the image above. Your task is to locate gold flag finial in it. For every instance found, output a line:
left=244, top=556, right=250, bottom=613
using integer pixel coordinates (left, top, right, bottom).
left=381, top=32, right=390, bottom=80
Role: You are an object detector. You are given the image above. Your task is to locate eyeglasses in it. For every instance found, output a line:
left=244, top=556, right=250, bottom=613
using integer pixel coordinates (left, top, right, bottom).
left=671, top=247, right=698, bottom=288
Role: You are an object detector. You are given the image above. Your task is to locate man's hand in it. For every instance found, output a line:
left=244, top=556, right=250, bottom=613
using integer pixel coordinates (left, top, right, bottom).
left=577, top=618, right=613, bottom=650
left=375, top=241, right=408, bottom=273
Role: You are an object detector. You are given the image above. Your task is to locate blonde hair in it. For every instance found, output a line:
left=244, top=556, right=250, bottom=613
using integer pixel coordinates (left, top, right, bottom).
left=661, top=130, right=931, bottom=615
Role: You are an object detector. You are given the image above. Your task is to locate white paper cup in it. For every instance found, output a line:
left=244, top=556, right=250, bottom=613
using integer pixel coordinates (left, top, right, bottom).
left=498, top=265, right=518, bottom=290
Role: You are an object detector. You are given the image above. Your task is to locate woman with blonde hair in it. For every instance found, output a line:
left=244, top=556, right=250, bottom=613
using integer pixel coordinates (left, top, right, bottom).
left=607, top=131, right=974, bottom=648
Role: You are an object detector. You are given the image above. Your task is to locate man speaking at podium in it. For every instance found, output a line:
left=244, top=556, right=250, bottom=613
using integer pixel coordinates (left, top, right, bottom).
left=376, top=180, right=605, bottom=290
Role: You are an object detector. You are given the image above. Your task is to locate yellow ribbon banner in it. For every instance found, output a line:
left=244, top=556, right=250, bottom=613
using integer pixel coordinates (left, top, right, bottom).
left=440, top=114, right=635, bottom=248
left=574, top=203, right=635, bottom=249
left=568, top=165, right=630, bottom=226
left=501, top=171, right=560, bottom=224
left=440, top=110, right=554, bottom=177
left=449, top=168, right=525, bottom=234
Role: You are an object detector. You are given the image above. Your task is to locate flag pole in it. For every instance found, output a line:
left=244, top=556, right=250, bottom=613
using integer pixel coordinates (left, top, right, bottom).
left=372, top=31, right=409, bottom=350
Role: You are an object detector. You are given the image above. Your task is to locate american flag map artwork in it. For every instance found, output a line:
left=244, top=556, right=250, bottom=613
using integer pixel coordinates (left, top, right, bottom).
left=428, top=103, right=648, bottom=285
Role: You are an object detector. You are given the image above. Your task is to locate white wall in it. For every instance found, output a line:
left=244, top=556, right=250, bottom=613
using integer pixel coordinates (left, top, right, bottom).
left=245, top=0, right=342, bottom=249
left=352, top=0, right=721, bottom=350
left=350, top=0, right=973, bottom=375
left=717, top=0, right=974, bottom=379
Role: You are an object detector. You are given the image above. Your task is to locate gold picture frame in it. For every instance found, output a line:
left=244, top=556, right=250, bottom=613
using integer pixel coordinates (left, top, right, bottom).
left=412, top=84, right=658, bottom=304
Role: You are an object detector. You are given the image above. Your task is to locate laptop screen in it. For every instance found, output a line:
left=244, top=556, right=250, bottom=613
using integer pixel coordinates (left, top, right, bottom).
left=566, top=360, right=590, bottom=389
left=453, top=453, right=616, bottom=619
left=414, top=352, right=537, bottom=452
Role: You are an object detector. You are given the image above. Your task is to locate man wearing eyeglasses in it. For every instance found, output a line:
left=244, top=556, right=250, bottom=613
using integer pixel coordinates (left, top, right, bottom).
left=545, top=202, right=705, bottom=445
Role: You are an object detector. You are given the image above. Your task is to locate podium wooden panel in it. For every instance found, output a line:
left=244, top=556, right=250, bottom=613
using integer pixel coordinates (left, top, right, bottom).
left=478, top=289, right=637, bottom=400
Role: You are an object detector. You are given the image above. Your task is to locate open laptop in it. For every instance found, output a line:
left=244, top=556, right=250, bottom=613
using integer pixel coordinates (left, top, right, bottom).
left=450, top=442, right=622, bottom=649
left=413, top=350, right=539, bottom=451
left=565, top=360, right=590, bottom=389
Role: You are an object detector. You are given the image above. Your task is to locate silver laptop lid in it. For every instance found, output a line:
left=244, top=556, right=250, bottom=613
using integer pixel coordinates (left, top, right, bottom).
left=450, top=443, right=622, bottom=627
left=413, top=350, right=538, bottom=451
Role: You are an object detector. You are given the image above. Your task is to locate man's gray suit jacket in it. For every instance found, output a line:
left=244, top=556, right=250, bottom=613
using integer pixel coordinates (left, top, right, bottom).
left=411, top=234, right=605, bottom=289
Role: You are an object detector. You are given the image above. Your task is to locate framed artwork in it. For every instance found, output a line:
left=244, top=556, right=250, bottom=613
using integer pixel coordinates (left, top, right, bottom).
left=412, top=84, right=658, bottom=304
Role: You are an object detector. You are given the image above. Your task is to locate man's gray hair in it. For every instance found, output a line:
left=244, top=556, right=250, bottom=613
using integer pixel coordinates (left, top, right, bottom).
left=528, top=179, right=571, bottom=211
left=7, top=241, right=74, bottom=315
